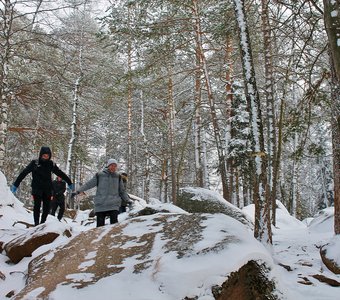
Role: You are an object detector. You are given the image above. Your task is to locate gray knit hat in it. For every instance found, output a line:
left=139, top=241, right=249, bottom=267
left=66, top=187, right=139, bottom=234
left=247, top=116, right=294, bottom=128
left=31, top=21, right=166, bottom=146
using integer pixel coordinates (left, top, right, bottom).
left=107, top=158, right=118, bottom=167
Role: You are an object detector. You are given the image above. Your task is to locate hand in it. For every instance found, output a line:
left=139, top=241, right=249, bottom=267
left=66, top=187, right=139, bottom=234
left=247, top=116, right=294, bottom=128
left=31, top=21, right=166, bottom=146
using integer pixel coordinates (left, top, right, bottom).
left=67, top=184, right=74, bottom=191
left=10, top=185, right=17, bottom=194
left=127, top=200, right=133, bottom=209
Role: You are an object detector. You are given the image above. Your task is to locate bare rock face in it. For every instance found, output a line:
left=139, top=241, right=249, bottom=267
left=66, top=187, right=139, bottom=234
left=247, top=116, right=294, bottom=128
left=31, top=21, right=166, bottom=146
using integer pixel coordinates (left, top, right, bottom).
left=12, top=212, right=277, bottom=300
left=178, top=187, right=253, bottom=228
left=4, top=224, right=72, bottom=264
left=320, top=244, right=340, bottom=274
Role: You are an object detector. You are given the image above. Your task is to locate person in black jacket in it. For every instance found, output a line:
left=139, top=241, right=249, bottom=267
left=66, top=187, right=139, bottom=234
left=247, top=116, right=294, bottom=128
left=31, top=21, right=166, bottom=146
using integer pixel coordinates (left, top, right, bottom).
left=50, top=176, right=66, bottom=221
left=10, top=146, right=73, bottom=226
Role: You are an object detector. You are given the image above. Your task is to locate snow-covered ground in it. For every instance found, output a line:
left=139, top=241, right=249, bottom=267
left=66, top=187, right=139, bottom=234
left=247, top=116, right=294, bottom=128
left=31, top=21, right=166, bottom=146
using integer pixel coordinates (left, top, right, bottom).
left=0, top=171, right=339, bottom=299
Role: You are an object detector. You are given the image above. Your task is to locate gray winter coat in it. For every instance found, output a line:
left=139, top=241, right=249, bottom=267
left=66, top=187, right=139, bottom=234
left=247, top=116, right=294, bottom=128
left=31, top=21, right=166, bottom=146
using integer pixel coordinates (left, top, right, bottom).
left=78, top=168, right=129, bottom=213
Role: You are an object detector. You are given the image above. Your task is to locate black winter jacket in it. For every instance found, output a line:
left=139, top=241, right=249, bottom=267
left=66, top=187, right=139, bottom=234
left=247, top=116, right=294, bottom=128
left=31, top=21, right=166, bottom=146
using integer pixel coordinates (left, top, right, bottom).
left=52, top=180, right=66, bottom=196
left=13, top=147, right=72, bottom=195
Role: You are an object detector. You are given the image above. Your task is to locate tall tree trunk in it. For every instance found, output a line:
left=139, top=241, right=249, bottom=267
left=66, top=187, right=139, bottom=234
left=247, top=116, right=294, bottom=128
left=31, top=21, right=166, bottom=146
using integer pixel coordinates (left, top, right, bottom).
left=167, top=67, right=177, bottom=204
left=192, top=0, right=228, bottom=200
left=233, top=0, right=272, bottom=244
left=140, top=91, right=150, bottom=203
left=201, top=127, right=209, bottom=187
left=225, top=33, right=234, bottom=203
left=65, top=6, right=86, bottom=208
left=261, top=0, right=277, bottom=224
left=330, top=70, right=340, bottom=234
left=194, top=46, right=203, bottom=187
left=323, top=0, right=340, bottom=235
left=66, top=21, right=85, bottom=209
left=127, top=5, right=133, bottom=193
left=0, top=0, right=13, bottom=170
left=272, top=98, right=284, bottom=224
left=160, top=155, right=169, bottom=203
left=323, top=0, right=340, bottom=82
left=66, top=75, right=81, bottom=177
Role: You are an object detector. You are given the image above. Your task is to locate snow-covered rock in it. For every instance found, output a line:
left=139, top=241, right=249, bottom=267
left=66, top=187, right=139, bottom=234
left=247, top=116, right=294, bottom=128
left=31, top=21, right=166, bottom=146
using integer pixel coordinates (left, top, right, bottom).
left=320, top=235, right=340, bottom=275
left=242, top=201, right=306, bottom=230
left=4, top=222, right=72, bottom=264
left=308, top=207, right=334, bottom=233
left=178, top=187, right=253, bottom=229
left=13, top=213, right=276, bottom=300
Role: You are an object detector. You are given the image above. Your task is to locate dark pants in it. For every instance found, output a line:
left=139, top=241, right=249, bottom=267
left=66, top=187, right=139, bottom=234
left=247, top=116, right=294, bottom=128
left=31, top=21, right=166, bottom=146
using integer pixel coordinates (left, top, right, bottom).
left=33, top=191, right=52, bottom=226
left=50, top=194, right=65, bottom=221
left=96, top=210, right=119, bottom=227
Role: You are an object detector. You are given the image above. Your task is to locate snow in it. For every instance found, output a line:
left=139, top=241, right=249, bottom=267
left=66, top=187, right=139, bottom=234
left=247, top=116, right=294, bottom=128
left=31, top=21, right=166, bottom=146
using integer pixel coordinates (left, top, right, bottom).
left=1, top=171, right=340, bottom=299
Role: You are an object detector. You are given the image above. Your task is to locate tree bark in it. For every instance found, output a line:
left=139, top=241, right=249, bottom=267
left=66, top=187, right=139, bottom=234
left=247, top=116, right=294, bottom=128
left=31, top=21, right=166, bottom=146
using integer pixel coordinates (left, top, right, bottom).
left=225, top=33, right=234, bottom=204
left=192, top=0, right=228, bottom=200
left=140, top=91, right=150, bottom=203
left=167, top=66, right=177, bottom=204
left=127, top=4, right=134, bottom=193
left=323, top=0, right=340, bottom=82
left=323, top=0, right=340, bottom=234
left=0, top=0, right=13, bottom=169
left=194, top=46, right=203, bottom=187
left=330, top=57, right=340, bottom=234
left=261, top=0, right=278, bottom=224
left=233, top=0, right=272, bottom=244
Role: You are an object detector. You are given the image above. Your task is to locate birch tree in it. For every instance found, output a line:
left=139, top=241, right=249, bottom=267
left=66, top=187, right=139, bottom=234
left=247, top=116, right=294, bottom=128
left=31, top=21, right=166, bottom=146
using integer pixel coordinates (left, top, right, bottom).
left=0, top=0, right=13, bottom=169
left=261, top=0, right=278, bottom=224
left=233, top=0, right=272, bottom=244
left=65, top=9, right=86, bottom=180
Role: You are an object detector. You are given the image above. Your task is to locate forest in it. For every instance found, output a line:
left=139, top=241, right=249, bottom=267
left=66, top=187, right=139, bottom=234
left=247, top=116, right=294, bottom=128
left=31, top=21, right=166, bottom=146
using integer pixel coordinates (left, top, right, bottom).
left=1, top=0, right=339, bottom=244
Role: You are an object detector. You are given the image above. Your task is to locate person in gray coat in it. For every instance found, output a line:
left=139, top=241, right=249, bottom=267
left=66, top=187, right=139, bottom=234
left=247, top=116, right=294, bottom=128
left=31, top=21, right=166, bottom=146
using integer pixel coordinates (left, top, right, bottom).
left=72, top=158, right=129, bottom=227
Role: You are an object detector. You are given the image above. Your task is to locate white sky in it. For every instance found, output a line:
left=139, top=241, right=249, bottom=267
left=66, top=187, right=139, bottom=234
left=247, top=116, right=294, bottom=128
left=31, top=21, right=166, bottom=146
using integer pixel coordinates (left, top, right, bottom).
left=0, top=170, right=339, bottom=299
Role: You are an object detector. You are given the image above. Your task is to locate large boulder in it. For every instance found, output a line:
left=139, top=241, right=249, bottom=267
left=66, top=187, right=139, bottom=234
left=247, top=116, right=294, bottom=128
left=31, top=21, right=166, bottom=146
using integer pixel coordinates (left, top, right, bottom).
left=178, top=187, right=253, bottom=228
left=4, top=223, right=72, bottom=264
left=12, top=212, right=278, bottom=300
left=320, top=238, right=340, bottom=274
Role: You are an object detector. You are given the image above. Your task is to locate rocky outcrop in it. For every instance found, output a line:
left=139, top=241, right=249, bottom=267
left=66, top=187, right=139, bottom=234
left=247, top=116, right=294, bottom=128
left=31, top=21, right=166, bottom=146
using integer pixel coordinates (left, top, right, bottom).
left=320, top=244, right=340, bottom=274
left=178, top=187, right=253, bottom=228
left=4, top=224, right=72, bottom=264
left=12, top=213, right=276, bottom=300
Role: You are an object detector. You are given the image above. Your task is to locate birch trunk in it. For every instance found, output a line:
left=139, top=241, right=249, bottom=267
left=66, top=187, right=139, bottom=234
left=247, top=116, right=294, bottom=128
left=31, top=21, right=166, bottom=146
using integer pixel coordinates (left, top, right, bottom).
left=127, top=5, right=133, bottom=192
left=272, top=98, right=284, bottom=224
left=167, top=67, right=177, bottom=204
left=65, top=9, right=86, bottom=208
left=0, top=0, right=13, bottom=169
left=140, top=91, right=150, bottom=203
left=192, top=0, right=228, bottom=199
left=194, top=47, right=203, bottom=187
left=160, top=156, right=169, bottom=203
left=201, top=127, right=209, bottom=188
left=233, top=0, right=272, bottom=244
left=66, top=75, right=81, bottom=177
left=323, top=0, right=340, bottom=235
left=66, top=16, right=84, bottom=177
left=261, top=0, right=277, bottom=224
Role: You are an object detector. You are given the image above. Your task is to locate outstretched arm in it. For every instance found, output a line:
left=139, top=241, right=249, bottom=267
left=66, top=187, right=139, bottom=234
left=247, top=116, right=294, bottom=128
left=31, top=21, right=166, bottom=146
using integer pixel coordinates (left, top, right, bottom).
left=77, top=175, right=98, bottom=193
left=52, top=164, right=72, bottom=185
left=13, top=160, right=36, bottom=188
